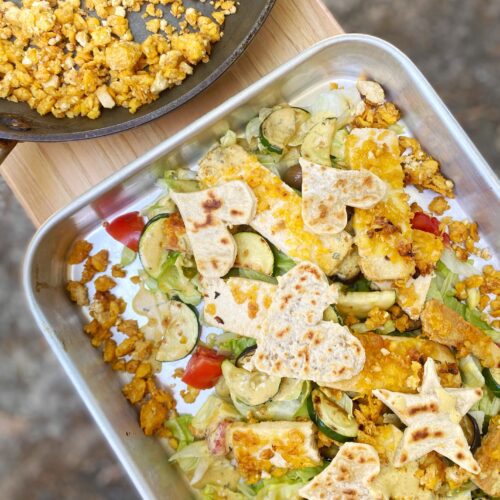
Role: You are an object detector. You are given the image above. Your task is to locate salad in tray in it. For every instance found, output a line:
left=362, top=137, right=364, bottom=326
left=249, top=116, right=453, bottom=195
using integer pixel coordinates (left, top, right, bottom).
left=66, top=79, right=500, bottom=499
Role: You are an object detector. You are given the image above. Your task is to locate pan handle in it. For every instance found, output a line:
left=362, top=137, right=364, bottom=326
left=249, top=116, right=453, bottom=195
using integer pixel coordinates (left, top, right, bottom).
left=0, top=139, right=17, bottom=166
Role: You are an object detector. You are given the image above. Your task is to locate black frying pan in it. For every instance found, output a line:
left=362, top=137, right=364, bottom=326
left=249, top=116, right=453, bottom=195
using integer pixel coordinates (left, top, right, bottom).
left=0, top=0, right=275, bottom=159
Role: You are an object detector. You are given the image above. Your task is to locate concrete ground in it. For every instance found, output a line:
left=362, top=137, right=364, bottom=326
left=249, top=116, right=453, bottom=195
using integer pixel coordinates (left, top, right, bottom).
left=0, top=1, right=498, bottom=498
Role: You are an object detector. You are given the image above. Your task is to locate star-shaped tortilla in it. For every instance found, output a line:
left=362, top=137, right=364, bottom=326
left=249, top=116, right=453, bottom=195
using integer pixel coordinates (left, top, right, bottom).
left=299, top=443, right=381, bottom=500
left=300, top=158, right=386, bottom=235
left=171, top=181, right=256, bottom=278
left=373, top=358, right=482, bottom=474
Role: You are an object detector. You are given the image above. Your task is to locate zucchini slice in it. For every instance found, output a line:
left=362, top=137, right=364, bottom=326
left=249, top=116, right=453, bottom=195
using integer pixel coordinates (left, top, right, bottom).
left=307, top=389, right=358, bottom=442
left=336, top=290, right=396, bottom=319
left=260, top=107, right=296, bottom=154
left=288, top=108, right=312, bottom=147
left=483, top=368, right=500, bottom=397
left=300, top=118, right=337, bottom=166
left=235, top=344, right=257, bottom=368
left=133, top=287, right=199, bottom=362
left=460, top=414, right=481, bottom=453
left=222, top=360, right=281, bottom=406
left=234, top=232, right=274, bottom=276
left=156, top=300, right=199, bottom=362
left=139, top=214, right=170, bottom=278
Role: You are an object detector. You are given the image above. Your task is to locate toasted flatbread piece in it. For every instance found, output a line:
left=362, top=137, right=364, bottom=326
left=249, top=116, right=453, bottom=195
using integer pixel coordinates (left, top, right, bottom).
left=346, top=128, right=415, bottom=281
left=171, top=181, right=256, bottom=278
left=421, top=299, right=500, bottom=369
left=328, top=332, right=461, bottom=394
left=201, top=276, right=275, bottom=339
left=253, top=262, right=365, bottom=384
left=299, top=443, right=381, bottom=500
left=373, top=358, right=482, bottom=474
left=300, top=158, right=386, bottom=235
left=227, top=421, right=321, bottom=482
left=198, top=144, right=352, bottom=275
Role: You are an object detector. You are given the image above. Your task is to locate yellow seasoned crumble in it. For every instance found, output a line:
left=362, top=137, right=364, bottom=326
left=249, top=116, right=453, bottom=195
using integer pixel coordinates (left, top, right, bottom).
left=0, top=0, right=236, bottom=118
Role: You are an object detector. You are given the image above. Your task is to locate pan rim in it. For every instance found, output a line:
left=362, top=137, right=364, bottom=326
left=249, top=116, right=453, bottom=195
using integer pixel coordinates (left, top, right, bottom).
left=0, top=0, right=276, bottom=143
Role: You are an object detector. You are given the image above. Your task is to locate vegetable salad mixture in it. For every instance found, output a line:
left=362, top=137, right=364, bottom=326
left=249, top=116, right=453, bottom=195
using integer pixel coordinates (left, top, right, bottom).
left=67, top=79, right=499, bottom=499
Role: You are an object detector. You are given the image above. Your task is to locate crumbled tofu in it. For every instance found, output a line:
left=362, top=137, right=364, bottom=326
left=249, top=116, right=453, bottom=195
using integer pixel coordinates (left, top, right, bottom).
left=0, top=0, right=236, bottom=118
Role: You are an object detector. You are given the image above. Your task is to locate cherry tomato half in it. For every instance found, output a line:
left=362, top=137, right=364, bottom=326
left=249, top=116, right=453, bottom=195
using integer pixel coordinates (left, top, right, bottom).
left=411, top=211, right=440, bottom=236
left=103, top=211, right=145, bottom=252
left=182, top=346, right=226, bottom=389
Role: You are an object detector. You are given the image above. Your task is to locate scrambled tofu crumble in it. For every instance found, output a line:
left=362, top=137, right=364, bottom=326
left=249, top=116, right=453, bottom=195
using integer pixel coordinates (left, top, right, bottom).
left=0, top=0, right=236, bottom=118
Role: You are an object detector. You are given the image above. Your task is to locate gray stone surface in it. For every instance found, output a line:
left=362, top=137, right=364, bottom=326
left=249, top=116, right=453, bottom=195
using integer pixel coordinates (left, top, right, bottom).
left=0, top=1, right=498, bottom=498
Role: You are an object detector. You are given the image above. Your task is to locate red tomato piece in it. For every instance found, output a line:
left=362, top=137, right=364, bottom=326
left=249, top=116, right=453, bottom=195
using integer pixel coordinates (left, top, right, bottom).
left=103, top=211, right=145, bottom=252
left=442, top=232, right=451, bottom=246
left=182, top=346, right=226, bottom=389
left=411, top=211, right=440, bottom=236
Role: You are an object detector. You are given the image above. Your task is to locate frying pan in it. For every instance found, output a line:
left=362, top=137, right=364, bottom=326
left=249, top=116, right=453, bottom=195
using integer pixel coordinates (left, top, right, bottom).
left=0, top=0, right=275, bottom=161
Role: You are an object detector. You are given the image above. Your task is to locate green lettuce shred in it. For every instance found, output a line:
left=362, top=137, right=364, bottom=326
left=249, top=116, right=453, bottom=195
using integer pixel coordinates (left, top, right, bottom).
left=213, top=332, right=256, bottom=358
left=164, top=415, right=194, bottom=450
left=428, top=260, right=499, bottom=342
left=272, top=247, right=296, bottom=276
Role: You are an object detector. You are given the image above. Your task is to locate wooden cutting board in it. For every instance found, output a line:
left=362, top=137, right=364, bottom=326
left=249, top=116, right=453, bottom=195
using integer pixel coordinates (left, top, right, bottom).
left=0, top=0, right=343, bottom=227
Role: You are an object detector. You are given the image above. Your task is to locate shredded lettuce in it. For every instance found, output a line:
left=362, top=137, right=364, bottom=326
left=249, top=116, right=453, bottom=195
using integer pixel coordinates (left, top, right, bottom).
left=157, top=252, right=202, bottom=306
left=201, top=485, right=245, bottom=499
left=247, top=465, right=327, bottom=499
left=330, top=129, right=348, bottom=166
left=459, top=355, right=485, bottom=388
left=215, top=333, right=257, bottom=358
left=272, top=247, right=295, bottom=276
left=226, top=267, right=278, bottom=284
left=309, top=87, right=364, bottom=126
left=191, top=395, right=241, bottom=438
left=428, top=260, right=499, bottom=342
left=440, top=248, right=478, bottom=278
left=169, top=440, right=211, bottom=484
left=472, top=387, right=500, bottom=417
left=220, top=130, right=238, bottom=147
left=119, top=246, right=137, bottom=267
left=245, top=116, right=261, bottom=150
left=164, top=415, right=194, bottom=450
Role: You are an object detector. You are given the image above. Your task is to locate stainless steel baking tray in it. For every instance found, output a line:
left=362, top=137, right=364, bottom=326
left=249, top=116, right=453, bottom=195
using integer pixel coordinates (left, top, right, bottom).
left=23, top=34, right=500, bottom=499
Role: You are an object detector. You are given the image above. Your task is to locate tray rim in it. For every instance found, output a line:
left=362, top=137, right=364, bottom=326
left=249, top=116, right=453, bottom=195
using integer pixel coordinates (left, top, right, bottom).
left=22, top=33, right=499, bottom=498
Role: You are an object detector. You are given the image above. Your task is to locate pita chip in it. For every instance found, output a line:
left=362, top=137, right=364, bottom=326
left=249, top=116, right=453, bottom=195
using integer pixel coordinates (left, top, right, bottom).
left=301, top=158, right=386, bottom=235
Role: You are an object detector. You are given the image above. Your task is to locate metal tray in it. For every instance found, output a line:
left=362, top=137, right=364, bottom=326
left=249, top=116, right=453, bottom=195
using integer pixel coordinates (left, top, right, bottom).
left=23, top=34, right=499, bottom=499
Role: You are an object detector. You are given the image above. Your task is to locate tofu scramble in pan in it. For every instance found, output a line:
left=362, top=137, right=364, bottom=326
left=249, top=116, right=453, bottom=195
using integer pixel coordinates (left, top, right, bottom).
left=67, top=79, right=500, bottom=499
left=0, top=0, right=236, bottom=118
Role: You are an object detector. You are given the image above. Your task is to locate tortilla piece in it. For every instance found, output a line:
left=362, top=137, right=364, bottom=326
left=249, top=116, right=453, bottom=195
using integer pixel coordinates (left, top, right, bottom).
left=346, top=128, right=415, bottom=281
left=373, top=358, right=482, bottom=474
left=253, top=262, right=365, bottom=384
left=198, top=144, right=352, bottom=275
left=227, top=421, right=321, bottom=482
left=421, top=299, right=500, bottom=369
left=171, top=181, right=256, bottom=278
left=328, top=332, right=461, bottom=394
left=201, top=276, right=275, bottom=339
left=300, top=158, right=386, bottom=235
left=299, top=443, right=381, bottom=500
left=473, top=417, right=500, bottom=496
